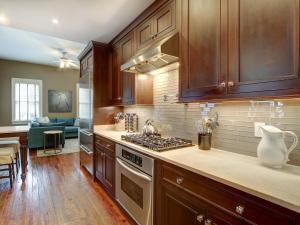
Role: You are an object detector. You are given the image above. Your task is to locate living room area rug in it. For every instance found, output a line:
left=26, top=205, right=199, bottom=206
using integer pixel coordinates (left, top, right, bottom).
left=37, top=138, right=79, bottom=157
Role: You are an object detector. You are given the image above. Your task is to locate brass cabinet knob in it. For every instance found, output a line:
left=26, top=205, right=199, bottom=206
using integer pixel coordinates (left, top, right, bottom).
left=196, top=214, right=204, bottom=222
left=219, top=82, right=226, bottom=88
left=235, top=205, right=245, bottom=215
left=176, top=177, right=184, bottom=185
left=228, top=81, right=235, bottom=87
left=205, top=219, right=212, bottom=225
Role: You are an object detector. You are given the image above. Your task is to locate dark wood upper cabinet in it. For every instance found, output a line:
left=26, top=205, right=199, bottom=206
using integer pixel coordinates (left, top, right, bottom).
left=136, top=17, right=154, bottom=50
left=112, top=31, right=153, bottom=106
left=80, top=51, right=93, bottom=78
left=227, top=0, right=300, bottom=97
left=78, top=42, right=112, bottom=107
left=179, top=0, right=228, bottom=101
left=112, top=31, right=136, bottom=105
left=112, top=47, right=123, bottom=105
left=136, top=0, right=177, bottom=50
left=122, top=73, right=136, bottom=105
left=121, top=32, right=136, bottom=104
left=153, top=0, right=176, bottom=40
left=180, top=0, right=300, bottom=101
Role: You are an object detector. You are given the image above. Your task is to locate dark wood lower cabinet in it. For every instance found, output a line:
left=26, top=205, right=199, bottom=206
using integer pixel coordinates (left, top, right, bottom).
left=94, top=135, right=115, bottom=197
left=158, top=178, right=244, bottom=225
left=155, top=160, right=300, bottom=225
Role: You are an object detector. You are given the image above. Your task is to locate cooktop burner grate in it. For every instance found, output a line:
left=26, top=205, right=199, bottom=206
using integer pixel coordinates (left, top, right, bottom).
left=121, top=134, right=193, bottom=152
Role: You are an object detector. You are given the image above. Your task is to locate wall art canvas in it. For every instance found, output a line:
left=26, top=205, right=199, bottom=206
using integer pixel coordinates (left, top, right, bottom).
left=48, top=90, right=72, bottom=113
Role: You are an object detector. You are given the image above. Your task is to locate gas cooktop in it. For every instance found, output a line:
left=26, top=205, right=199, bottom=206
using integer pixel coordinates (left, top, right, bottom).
left=121, top=134, right=193, bottom=152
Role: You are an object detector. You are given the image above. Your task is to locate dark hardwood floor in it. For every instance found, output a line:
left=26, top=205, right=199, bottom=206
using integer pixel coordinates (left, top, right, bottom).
left=0, top=152, right=132, bottom=225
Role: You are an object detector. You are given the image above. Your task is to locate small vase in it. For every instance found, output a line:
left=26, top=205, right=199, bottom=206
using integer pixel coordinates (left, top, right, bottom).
left=198, top=133, right=212, bottom=150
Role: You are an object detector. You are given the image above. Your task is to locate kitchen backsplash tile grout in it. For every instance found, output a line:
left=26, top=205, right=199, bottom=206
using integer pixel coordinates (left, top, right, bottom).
left=124, top=69, right=300, bottom=166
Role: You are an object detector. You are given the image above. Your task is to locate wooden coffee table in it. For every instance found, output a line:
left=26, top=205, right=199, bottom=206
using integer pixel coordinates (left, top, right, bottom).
left=43, top=130, right=63, bottom=154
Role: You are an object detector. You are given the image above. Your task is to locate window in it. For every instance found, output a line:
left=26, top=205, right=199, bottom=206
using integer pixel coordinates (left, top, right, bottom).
left=11, top=78, right=42, bottom=124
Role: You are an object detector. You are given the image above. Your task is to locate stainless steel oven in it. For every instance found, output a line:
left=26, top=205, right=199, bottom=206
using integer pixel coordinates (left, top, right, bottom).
left=116, top=144, right=154, bottom=225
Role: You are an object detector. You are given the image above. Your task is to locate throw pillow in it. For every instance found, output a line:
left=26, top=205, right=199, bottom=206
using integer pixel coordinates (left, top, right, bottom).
left=74, top=118, right=80, bottom=127
left=36, top=116, right=50, bottom=124
left=31, top=122, right=40, bottom=127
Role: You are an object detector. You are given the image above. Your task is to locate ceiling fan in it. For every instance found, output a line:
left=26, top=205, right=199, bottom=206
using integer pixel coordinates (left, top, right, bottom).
left=51, top=48, right=80, bottom=69
left=58, top=51, right=79, bottom=69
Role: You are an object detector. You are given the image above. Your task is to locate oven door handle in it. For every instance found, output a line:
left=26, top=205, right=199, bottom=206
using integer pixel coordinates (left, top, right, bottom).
left=117, top=158, right=152, bottom=182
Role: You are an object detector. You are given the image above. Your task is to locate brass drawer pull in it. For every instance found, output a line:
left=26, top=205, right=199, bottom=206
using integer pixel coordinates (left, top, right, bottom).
left=176, top=177, right=184, bottom=185
left=196, top=214, right=204, bottom=222
left=235, top=205, right=245, bottom=215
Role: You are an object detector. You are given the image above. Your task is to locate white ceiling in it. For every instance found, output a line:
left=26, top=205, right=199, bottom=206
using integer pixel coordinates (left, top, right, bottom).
left=0, top=26, right=85, bottom=68
left=0, top=0, right=154, bottom=68
left=0, top=0, right=154, bottom=43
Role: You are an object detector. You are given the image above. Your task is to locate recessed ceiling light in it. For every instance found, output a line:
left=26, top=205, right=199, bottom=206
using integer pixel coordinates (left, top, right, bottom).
left=52, top=18, right=59, bottom=24
left=0, top=14, right=9, bottom=25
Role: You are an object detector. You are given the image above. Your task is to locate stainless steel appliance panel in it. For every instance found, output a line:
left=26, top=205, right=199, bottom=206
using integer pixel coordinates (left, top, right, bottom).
left=79, top=71, right=94, bottom=175
left=116, top=144, right=154, bottom=225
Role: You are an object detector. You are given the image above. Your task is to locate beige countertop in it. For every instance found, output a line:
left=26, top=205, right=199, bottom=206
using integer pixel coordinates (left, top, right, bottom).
left=0, top=126, right=29, bottom=134
left=94, top=125, right=300, bottom=214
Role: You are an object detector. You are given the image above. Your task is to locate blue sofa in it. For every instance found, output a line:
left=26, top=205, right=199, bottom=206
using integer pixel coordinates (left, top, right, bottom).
left=28, top=122, right=66, bottom=149
left=28, top=118, right=79, bottom=149
left=50, top=118, right=79, bottom=138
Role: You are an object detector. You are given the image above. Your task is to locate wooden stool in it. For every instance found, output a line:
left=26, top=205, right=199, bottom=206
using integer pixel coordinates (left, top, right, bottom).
left=0, top=139, right=20, bottom=175
left=0, top=149, right=15, bottom=188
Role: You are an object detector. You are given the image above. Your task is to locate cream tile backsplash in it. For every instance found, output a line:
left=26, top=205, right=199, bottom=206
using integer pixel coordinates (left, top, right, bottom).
left=124, top=69, right=300, bottom=166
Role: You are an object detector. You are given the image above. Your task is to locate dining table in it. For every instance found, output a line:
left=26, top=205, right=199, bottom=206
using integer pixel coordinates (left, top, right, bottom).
left=0, top=125, right=29, bottom=180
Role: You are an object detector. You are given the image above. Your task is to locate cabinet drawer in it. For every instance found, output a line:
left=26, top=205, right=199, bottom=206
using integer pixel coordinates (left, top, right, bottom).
left=161, top=163, right=296, bottom=225
left=95, top=135, right=115, bottom=153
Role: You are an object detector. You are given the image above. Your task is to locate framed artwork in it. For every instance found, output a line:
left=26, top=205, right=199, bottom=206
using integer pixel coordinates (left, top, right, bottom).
left=48, top=90, right=72, bottom=113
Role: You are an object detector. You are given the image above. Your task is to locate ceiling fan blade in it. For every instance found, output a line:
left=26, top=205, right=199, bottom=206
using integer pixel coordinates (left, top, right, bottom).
left=69, top=62, right=79, bottom=68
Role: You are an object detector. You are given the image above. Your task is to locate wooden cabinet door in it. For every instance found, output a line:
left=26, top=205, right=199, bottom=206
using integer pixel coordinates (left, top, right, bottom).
left=103, top=152, right=115, bottom=196
left=120, top=32, right=136, bottom=105
left=136, top=17, right=154, bottom=50
left=112, top=47, right=123, bottom=104
left=95, top=148, right=104, bottom=181
left=159, top=184, right=206, bottom=225
left=135, top=75, right=153, bottom=105
left=122, top=73, right=135, bottom=105
left=80, top=51, right=93, bottom=78
left=179, top=0, right=228, bottom=101
left=228, top=0, right=300, bottom=97
left=86, top=52, right=93, bottom=74
left=112, top=31, right=135, bottom=105
left=153, top=0, right=176, bottom=40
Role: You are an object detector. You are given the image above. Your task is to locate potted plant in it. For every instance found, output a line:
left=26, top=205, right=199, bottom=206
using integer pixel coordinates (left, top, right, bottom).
left=195, top=112, right=219, bottom=150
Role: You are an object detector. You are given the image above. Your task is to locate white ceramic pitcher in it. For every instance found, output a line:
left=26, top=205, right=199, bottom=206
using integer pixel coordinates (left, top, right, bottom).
left=257, top=125, right=298, bottom=168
